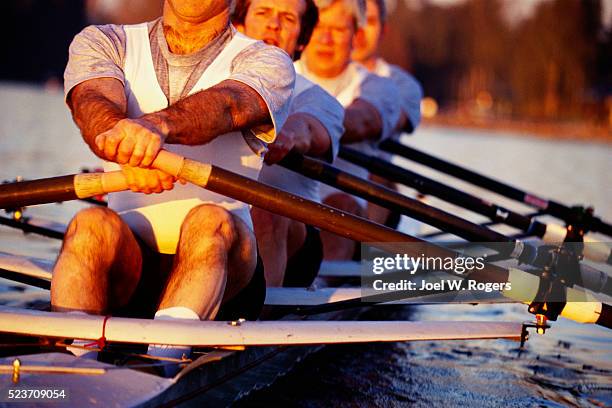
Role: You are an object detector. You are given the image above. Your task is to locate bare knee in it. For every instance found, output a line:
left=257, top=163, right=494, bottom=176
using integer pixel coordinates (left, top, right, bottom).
left=180, top=204, right=237, bottom=249
left=65, top=207, right=124, bottom=246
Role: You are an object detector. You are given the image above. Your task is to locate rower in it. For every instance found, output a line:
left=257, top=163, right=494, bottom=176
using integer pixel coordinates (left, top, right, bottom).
left=352, top=0, right=424, bottom=230
left=52, top=0, right=294, bottom=372
left=233, top=0, right=345, bottom=287
left=296, top=0, right=401, bottom=260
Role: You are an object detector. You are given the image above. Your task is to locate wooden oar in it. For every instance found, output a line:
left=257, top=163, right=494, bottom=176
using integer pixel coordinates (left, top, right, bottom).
left=338, top=146, right=612, bottom=266
left=0, top=151, right=610, bottom=328
left=379, top=139, right=612, bottom=238
left=0, top=151, right=416, bottom=244
left=279, top=151, right=538, bottom=265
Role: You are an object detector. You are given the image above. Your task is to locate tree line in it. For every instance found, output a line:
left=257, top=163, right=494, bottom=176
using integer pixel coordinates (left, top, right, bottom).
left=382, top=0, right=611, bottom=124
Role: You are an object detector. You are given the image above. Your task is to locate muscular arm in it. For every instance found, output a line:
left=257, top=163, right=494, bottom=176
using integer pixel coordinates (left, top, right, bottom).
left=68, top=78, right=178, bottom=194
left=341, top=98, right=383, bottom=143
left=146, top=79, right=272, bottom=145
left=68, top=78, right=127, bottom=158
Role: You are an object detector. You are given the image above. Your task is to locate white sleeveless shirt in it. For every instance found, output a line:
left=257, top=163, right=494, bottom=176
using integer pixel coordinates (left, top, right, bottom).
left=105, top=24, right=264, bottom=254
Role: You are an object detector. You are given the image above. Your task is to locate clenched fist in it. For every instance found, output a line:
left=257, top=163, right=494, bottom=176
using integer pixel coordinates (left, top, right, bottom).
left=95, top=117, right=169, bottom=167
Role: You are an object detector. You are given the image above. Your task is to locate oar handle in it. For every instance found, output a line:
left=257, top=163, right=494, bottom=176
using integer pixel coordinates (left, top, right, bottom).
left=0, top=150, right=186, bottom=209
left=75, top=150, right=186, bottom=197
left=150, top=150, right=185, bottom=178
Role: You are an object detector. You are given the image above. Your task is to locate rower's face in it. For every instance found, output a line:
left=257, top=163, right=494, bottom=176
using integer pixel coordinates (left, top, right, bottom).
left=352, top=0, right=383, bottom=63
left=242, top=0, right=306, bottom=57
left=303, top=1, right=356, bottom=78
left=165, top=0, right=230, bottom=23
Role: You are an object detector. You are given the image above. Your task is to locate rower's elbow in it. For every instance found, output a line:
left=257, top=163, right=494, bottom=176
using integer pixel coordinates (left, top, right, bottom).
left=223, top=82, right=271, bottom=130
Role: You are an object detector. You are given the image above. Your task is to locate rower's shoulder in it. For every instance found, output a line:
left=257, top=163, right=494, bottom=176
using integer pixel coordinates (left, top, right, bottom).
left=360, top=67, right=397, bottom=92
left=75, top=22, right=126, bottom=43
left=69, top=23, right=128, bottom=62
left=377, top=60, right=422, bottom=93
left=230, top=36, right=294, bottom=76
left=72, top=18, right=162, bottom=52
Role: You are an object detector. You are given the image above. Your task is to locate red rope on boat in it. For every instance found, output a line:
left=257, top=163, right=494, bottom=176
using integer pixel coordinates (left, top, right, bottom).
left=85, top=315, right=110, bottom=350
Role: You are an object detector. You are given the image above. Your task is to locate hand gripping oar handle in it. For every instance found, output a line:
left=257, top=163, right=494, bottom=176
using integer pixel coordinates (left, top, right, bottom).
left=0, top=151, right=186, bottom=209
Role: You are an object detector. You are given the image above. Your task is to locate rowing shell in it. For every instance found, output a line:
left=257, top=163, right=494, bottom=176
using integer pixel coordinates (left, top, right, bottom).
left=0, top=305, right=523, bottom=407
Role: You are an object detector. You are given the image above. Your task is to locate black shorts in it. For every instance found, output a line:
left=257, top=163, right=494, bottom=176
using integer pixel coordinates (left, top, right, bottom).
left=283, top=226, right=323, bottom=287
left=118, top=240, right=266, bottom=321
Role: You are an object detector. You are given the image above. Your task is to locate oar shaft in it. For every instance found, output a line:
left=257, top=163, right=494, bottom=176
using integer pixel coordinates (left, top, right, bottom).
left=279, top=152, right=539, bottom=264
left=280, top=152, right=508, bottom=241
left=338, top=146, right=547, bottom=237
left=207, top=164, right=417, bottom=244
left=0, top=173, right=126, bottom=209
left=0, top=175, right=77, bottom=209
left=379, top=140, right=612, bottom=237
left=380, top=139, right=534, bottom=205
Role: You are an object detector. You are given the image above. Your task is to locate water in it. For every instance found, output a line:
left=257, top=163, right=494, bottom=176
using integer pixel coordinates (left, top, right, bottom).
left=0, top=83, right=611, bottom=406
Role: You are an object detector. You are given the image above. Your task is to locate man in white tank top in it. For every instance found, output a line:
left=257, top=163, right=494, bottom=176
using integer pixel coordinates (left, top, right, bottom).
left=352, top=0, right=423, bottom=230
left=295, top=0, right=401, bottom=260
left=52, top=0, right=294, bottom=368
left=233, top=0, right=345, bottom=287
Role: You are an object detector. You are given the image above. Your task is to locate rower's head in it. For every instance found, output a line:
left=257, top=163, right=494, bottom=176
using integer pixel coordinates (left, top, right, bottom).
left=164, top=0, right=232, bottom=24
left=351, top=0, right=386, bottom=64
left=233, top=0, right=319, bottom=60
left=302, top=0, right=366, bottom=78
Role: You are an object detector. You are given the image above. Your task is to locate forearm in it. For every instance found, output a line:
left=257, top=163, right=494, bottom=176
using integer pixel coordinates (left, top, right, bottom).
left=148, top=80, right=271, bottom=145
left=68, top=79, right=127, bottom=158
left=342, top=99, right=383, bottom=143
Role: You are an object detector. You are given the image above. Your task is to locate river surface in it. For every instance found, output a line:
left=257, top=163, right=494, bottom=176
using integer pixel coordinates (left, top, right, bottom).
left=0, top=83, right=611, bottom=407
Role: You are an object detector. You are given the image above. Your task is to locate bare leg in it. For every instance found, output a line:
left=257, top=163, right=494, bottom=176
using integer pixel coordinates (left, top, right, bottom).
left=367, top=173, right=396, bottom=225
left=158, top=204, right=257, bottom=319
left=252, top=207, right=307, bottom=287
left=51, top=207, right=142, bottom=314
left=252, top=207, right=289, bottom=287
left=320, top=193, right=364, bottom=260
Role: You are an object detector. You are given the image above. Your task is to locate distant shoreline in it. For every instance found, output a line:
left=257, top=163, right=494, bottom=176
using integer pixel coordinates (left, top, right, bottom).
left=425, top=115, right=612, bottom=144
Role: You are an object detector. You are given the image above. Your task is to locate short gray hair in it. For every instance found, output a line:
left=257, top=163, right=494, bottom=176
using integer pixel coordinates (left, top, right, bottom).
left=314, top=0, right=366, bottom=27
